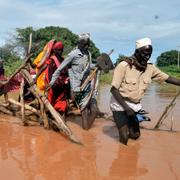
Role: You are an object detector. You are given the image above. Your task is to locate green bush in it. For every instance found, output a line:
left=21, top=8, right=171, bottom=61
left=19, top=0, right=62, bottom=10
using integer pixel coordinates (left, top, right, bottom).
left=99, top=72, right=113, bottom=84
left=4, top=58, right=22, bottom=76
left=160, top=65, right=180, bottom=78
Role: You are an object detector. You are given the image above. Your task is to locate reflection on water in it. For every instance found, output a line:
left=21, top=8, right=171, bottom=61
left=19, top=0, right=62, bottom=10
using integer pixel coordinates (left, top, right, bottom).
left=0, top=116, right=148, bottom=180
left=0, top=83, right=180, bottom=180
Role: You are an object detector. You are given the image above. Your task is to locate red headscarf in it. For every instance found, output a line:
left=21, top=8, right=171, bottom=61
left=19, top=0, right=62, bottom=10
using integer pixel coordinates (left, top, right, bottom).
left=52, top=41, right=64, bottom=50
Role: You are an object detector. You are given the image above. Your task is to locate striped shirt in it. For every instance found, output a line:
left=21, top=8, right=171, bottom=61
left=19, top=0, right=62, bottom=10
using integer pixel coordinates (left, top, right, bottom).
left=50, top=47, right=92, bottom=92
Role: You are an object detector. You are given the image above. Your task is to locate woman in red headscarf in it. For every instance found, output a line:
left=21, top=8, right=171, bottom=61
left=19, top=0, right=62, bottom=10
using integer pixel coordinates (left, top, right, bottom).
left=44, top=41, right=70, bottom=115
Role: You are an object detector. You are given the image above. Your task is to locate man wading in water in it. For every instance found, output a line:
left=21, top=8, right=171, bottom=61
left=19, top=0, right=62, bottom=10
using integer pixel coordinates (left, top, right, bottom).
left=48, top=33, right=99, bottom=130
left=110, top=37, right=180, bottom=145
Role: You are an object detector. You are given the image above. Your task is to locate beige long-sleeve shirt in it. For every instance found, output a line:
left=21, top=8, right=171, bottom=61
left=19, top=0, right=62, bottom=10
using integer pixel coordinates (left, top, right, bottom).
left=111, top=61, right=169, bottom=103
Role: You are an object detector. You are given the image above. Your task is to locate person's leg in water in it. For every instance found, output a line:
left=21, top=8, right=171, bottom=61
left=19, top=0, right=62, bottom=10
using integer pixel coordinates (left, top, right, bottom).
left=128, top=118, right=141, bottom=140
left=89, top=98, right=98, bottom=127
left=112, top=111, right=129, bottom=145
left=81, top=98, right=98, bottom=130
left=118, top=124, right=129, bottom=145
left=81, top=107, right=89, bottom=130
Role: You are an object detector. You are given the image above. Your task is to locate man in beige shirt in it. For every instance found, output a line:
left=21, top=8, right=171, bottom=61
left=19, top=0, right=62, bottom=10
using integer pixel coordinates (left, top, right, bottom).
left=110, top=37, right=180, bottom=145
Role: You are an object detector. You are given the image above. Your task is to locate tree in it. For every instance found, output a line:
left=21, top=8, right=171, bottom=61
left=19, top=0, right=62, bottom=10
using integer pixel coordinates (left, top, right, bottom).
left=15, top=26, right=100, bottom=59
left=1, top=26, right=101, bottom=75
left=156, top=50, right=178, bottom=67
left=114, top=54, right=126, bottom=66
left=0, top=44, right=21, bottom=75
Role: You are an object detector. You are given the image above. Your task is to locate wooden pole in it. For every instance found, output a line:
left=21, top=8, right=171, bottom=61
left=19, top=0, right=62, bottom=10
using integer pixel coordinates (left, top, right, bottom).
left=20, top=68, right=81, bottom=144
left=80, top=49, right=114, bottom=91
left=0, top=106, right=13, bottom=115
left=154, top=90, right=180, bottom=129
left=4, top=93, right=9, bottom=105
left=8, top=98, right=39, bottom=114
left=27, top=33, right=32, bottom=55
left=0, top=53, right=33, bottom=86
left=0, top=33, right=81, bottom=144
left=20, top=79, right=28, bottom=126
left=80, top=67, right=98, bottom=91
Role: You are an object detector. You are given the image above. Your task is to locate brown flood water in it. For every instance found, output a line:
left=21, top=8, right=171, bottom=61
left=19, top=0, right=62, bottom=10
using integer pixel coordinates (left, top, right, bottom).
left=0, top=83, right=180, bottom=180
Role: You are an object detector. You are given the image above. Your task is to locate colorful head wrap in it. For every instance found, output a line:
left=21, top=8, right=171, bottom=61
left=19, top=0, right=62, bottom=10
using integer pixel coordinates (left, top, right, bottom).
left=53, top=41, right=64, bottom=50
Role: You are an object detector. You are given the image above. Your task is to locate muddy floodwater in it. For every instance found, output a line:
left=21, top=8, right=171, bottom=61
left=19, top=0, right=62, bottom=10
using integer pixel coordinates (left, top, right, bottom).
left=0, top=83, right=180, bottom=180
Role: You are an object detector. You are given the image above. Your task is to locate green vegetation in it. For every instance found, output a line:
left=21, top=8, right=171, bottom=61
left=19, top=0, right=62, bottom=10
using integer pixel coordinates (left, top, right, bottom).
left=100, top=49, right=180, bottom=84
left=159, top=65, right=180, bottom=78
left=4, top=59, right=22, bottom=76
left=156, top=50, right=180, bottom=78
left=0, top=44, right=22, bottom=75
left=156, top=50, right=178, bottom=67
left=114, top=54, right=126, bottom=66
left=99, top=65, right=180, bottom=85
left=15, top=26, right=100, bottom=59
left=99, top=72, right=113, bottom=84
left=0, top=26, right=100, bottom=75
left=1, top=27, right=179, bottom=80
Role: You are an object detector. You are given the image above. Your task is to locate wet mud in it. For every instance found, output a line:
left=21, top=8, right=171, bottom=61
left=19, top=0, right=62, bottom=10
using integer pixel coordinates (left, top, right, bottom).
left=0, top=83, right=180, bottom=180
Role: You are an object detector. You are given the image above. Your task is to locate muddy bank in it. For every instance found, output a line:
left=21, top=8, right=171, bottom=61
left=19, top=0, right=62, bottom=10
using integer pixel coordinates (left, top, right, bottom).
left=0, top=83, right=180, bottom=180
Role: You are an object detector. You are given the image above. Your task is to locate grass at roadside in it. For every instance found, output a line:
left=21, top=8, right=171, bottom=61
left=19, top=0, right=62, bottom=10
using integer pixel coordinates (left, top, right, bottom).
left=159, top=65, right=180, bottom=78
left=99, top=71, right=113, bottom=84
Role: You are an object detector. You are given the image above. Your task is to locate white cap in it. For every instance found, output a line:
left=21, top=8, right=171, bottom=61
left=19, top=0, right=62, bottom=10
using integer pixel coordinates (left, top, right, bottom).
left=135, top=37, right=152, bottom=49
left=78, top=33, right=90, bottom=41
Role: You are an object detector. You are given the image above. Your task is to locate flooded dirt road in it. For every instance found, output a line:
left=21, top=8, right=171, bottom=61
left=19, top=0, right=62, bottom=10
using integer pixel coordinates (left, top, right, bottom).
left=0, top=83, right=180, bottom=180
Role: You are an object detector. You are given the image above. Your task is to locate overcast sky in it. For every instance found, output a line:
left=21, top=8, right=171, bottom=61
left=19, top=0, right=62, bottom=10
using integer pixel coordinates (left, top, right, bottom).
left=0, top=0, right=180, bottom=62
